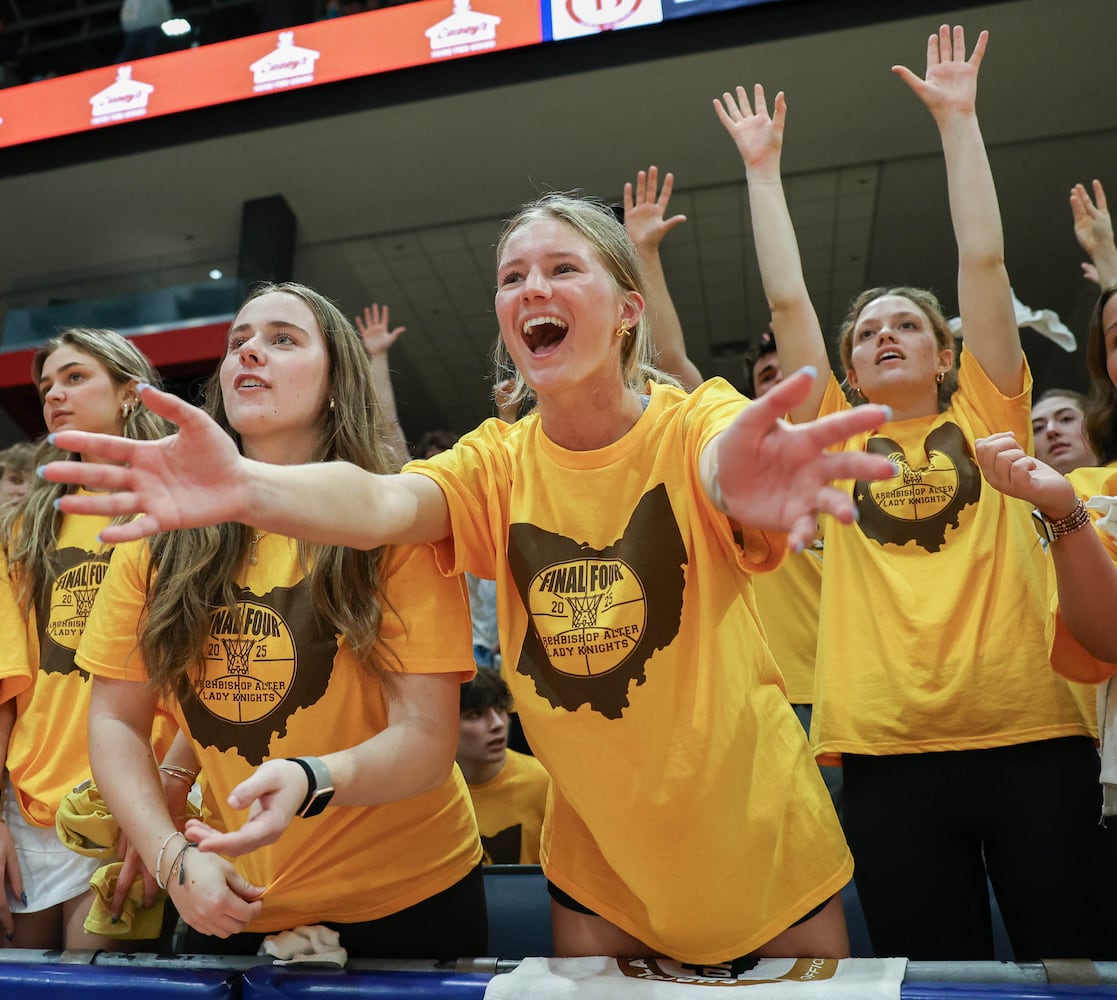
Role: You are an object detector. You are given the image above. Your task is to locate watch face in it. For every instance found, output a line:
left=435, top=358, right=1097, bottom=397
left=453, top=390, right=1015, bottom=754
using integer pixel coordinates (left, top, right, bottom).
left=1031, top=508, right=1056, bottom=545
left=301, top=787, right=335, bottom=818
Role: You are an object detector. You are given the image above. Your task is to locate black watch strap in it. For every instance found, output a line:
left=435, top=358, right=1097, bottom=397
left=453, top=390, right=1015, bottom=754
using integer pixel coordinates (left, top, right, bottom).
left=287, top=756, right=335, bottom=818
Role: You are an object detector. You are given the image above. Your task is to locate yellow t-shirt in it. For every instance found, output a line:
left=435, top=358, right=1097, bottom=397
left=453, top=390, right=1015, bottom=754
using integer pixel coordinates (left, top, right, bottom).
left=752, top=542, right=823, bottom=704
left=812, top=354, right=1091, bottom=764
left=0, top=508, right=176, bottom=827
left=409, top=378, right=852, bottom=964
left=468, top=748, right=550, bottom=864
left=75, top=533, right=482, bottom=933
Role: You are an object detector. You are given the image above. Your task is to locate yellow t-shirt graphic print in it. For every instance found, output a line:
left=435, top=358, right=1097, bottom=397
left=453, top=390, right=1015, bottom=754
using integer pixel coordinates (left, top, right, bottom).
left=510, top=484, right=686, bottom=719
left=854, top=422, right=981, bottom=552
left=37, top=544, right=113, bottom=678
left=182, top=580, right=336, bottom=765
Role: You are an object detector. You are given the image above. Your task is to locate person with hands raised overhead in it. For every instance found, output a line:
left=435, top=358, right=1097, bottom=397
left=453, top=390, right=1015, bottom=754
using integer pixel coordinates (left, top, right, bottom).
left=622, top=166, right=702, bottom=391
left=71, top=282, right=484, bottom=956
left=718, top=26, right=1103, bottom=961
left=45, top=196, right=894, bottom=966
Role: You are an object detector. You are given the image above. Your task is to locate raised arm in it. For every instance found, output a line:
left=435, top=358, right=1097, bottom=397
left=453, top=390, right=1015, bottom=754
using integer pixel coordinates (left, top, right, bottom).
left=356, top=303, right=410, bottom=464
left=976, top=431, right=1117, bottom=664
left=623, top=166, right=703, bottom=391
left=183, top=671, right=461, bottom=856
left=895, top=26, right=1020, bottom=395
left=1071, top=180, right=1117, bottom=289
left=41, top=385, right=452, bottom=549
left=715, top=85, right=829, bottom=422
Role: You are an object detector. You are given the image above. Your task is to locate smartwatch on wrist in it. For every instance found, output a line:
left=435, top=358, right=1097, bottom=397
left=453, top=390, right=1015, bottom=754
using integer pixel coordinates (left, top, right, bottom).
left=287, top=756, right=335, bottom=818
left=1031, top=498, right=1090, bottom=544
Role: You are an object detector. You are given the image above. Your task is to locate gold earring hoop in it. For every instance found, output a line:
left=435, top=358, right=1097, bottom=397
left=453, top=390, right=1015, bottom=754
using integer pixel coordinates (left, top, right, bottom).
left=935, top=371, right=945, bottom=385
left=329, top=396, right=336, bottom=412
left=121, top=401, right=136, bottom=419
left=615, top=320, right=629, bottom=338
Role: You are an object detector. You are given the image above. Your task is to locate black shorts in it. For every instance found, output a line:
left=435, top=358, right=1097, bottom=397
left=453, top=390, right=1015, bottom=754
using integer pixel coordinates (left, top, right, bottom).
left=183, top=864, right=487, bottom=960
left=546, top=880, right=831, bottom=934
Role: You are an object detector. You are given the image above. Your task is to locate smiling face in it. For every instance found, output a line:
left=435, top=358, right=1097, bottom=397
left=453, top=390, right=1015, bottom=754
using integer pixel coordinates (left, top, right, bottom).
left=38, top=344, right=135, bottom=437
left=1032, top=394, right=1096, bottom=474
left=219, top=291, right=331, bottom=464
left=495, top=215, right=643, bottom=405
left=844, top=294, right=953, bottom=413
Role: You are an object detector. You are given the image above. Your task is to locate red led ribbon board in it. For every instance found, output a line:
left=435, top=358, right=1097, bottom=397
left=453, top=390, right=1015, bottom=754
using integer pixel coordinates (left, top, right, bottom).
left=0, top=0, right=542, bottom=150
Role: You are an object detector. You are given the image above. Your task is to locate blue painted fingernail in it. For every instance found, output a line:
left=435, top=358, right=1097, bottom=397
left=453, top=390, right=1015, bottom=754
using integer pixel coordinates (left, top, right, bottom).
left=890, top=462, right=901, bottom=476
left=37, top=465, right=49, bottom=479
left=46, top=433, right=57, bottom=445
left=791, top=538, right=805, bottom=554
left=52, top=498, right=62, bottom=510
left=881, top=405, right=893, bottom=421
left=852, top=506, right=861, bottom=523
left=137, top=382, right=152, bottom=393
left=799, top=365, right=818, bottom=380
left=20, top=892, right=26, bottom=906
left=111, top=915, right=119, bottom=924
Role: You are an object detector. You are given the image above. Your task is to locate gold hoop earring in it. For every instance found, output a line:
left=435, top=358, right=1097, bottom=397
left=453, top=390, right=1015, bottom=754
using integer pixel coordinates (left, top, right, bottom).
left=615, top=320, right=629, bottom=338
left=852, top=386, right=864, bottom=399
left=935, top=371, right=944, bottom=385
left=121, top=401, right=135, bottom=419
left=329, top=396, right=336, bottom=412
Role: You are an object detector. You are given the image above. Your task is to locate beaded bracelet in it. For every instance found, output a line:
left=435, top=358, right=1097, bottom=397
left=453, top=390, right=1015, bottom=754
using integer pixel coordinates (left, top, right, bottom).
left=155, top=831, right=184, bottom=891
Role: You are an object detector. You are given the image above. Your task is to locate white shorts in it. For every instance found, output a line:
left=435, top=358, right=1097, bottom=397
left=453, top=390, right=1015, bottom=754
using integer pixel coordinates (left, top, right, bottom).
left=2, top=780, right=99, bottom=914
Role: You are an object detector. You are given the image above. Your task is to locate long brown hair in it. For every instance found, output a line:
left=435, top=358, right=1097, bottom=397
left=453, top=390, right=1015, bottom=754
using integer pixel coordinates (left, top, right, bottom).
left=140, top=282, right=402, bottom=698
left=1085, top=282, right=1117, bottom=464
left=2, top=328, right=170, bottom=611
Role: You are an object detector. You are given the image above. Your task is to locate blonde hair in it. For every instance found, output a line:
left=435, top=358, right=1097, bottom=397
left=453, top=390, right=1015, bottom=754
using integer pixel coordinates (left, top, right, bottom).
left=140, top=282, right=402, bottom=698
left=2, top=328, right=170, bottom=611
left=837, top=286, right=958, bottom=408
left=493, top=192, right=676, bottom=405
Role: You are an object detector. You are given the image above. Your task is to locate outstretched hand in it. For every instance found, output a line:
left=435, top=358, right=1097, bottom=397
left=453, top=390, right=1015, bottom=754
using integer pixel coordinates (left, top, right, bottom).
left=186, top=759, right=306, bottom=858
left=892, top=24, right=988, bottom=123
left=713, top=83, right=786, bottom=178
left=713, top=367, right=896, bottom=550
left=623, top=166, right=687, bottom=254
left=355, top=303, right=405, bottom=358
left=975, top=431, right=1077, bottom=517
left=40, top=385, right=247, bottom=543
